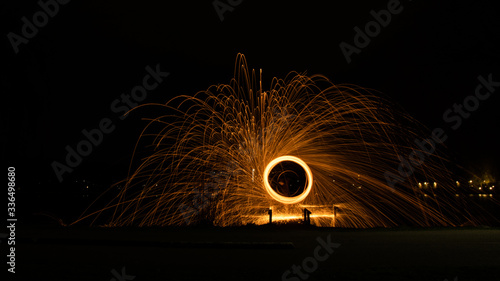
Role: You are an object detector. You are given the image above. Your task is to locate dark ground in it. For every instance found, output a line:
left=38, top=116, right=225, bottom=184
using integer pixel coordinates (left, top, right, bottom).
left=4, top=225, right=500, bottom=281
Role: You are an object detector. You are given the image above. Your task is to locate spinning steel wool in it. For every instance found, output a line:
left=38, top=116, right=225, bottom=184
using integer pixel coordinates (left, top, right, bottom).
left=78, top=54, right=481, bottom=228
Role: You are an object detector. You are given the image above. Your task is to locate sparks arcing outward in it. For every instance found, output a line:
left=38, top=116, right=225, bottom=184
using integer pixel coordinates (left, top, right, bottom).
left=74, top=54, right=489, bottom=228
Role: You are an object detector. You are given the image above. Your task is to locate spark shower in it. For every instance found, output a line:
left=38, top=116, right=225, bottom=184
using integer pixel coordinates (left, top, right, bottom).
left=77, top=54, right=487, bottom=228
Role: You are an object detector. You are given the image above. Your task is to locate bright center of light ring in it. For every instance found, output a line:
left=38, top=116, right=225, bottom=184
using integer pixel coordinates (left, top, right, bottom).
left=263, top=155, right=313, bottom=204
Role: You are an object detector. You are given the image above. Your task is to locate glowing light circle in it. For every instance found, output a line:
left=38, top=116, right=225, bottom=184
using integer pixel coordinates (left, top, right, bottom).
left=263, top=155, right=313, bottom=204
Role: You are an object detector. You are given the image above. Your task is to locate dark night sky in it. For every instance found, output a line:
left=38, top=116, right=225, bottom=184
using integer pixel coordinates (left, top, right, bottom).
left=3, top=0, right=500, bottom=189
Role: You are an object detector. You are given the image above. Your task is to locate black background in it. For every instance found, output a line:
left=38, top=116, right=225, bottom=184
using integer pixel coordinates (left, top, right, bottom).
left=2, top=0, right=499, bottom=212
